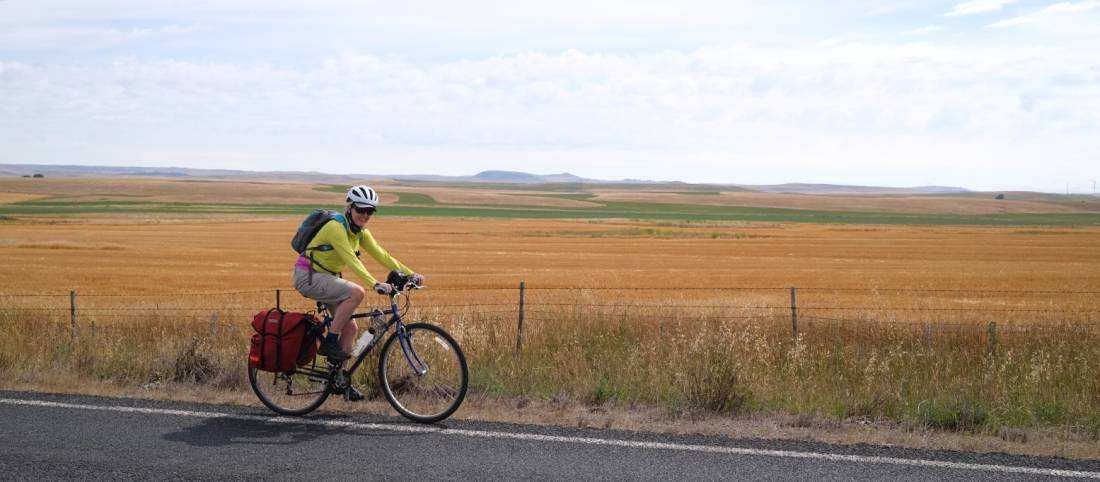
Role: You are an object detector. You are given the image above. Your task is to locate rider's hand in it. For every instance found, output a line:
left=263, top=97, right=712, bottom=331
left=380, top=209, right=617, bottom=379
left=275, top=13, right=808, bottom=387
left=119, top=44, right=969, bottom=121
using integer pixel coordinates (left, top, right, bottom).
left=374, top=282, right=394, bottom=295
left=409, top=273, right=425, bottom=286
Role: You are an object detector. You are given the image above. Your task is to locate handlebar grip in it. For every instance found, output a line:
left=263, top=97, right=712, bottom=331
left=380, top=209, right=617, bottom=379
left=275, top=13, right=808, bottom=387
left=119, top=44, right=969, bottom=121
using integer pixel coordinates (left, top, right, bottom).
left=374, top=284, right=387, bottom=294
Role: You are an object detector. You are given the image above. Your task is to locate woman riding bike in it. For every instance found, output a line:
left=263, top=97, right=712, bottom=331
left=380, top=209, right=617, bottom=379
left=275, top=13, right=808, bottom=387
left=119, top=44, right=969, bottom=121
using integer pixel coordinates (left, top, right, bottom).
left=292, top=185, right=424, bottom=401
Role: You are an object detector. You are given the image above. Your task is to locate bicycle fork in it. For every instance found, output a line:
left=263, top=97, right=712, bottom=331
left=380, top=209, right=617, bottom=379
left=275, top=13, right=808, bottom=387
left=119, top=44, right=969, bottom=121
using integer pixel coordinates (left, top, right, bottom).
left=397, top=324, right=429, bottom=376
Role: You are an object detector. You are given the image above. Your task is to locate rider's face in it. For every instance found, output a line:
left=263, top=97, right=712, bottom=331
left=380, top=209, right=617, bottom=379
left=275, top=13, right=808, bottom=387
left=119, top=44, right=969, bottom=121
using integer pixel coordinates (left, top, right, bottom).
left=351, top=207, right=373, bottom=225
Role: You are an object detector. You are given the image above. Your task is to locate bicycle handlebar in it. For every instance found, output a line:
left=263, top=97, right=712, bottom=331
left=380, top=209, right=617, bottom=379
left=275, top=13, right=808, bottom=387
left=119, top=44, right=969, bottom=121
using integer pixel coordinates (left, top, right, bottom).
left=375, top=282, right=425, bottom=295
left=377, top=270, right=424, bottom=296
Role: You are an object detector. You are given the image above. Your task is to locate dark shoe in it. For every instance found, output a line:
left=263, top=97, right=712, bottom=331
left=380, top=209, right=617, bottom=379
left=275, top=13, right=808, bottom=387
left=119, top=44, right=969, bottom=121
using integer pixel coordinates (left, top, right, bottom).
left=318, top=338, right=350, bottom=361
left=346, top=386, right=365, bottom=402
left=330, top=383, right=365, bottom=402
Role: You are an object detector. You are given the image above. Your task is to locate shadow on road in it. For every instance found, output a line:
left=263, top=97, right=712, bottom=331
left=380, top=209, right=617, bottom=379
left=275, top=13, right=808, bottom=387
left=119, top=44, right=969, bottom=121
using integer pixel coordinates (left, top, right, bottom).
left=162, top=412, right=433, bottom=447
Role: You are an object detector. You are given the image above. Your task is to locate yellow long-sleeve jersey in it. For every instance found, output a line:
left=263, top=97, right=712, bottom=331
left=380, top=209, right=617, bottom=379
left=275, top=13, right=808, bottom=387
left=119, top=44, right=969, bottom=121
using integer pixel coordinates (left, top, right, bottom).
left=302, top=214, right=413, bottom=286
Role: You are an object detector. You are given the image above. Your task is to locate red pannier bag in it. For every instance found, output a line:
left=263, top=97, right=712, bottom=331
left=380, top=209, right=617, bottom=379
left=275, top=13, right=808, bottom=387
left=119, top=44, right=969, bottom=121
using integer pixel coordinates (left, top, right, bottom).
left=248, top=308, right=321, bottom=372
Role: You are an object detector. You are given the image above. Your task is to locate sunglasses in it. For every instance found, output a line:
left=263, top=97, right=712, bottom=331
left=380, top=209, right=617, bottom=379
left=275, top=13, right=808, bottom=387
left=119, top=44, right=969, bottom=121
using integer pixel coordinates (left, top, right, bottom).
left=352, top=205, right=376, bottom=215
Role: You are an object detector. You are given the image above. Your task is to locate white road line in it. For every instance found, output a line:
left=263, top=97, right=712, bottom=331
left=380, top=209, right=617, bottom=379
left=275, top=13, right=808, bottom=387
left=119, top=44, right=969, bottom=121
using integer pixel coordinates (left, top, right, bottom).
left=2, top=397, right=1099, bottom=479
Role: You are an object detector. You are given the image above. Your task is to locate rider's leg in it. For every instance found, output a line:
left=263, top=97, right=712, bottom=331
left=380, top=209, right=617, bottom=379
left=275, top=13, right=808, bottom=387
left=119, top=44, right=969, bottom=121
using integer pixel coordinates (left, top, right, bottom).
left=340, top=319, right=359, bottom=355
left=330, top=283, right=365, bottom=346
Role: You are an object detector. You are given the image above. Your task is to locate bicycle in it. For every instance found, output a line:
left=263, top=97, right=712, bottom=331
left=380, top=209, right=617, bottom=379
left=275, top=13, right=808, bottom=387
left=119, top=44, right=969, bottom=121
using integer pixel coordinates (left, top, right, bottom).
left=248, top=271, right=469, bottom=423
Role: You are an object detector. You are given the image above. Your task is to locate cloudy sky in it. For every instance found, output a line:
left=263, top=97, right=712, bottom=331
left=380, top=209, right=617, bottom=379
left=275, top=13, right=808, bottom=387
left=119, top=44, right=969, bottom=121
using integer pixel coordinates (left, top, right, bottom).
left=1, top=1, right=1098, bottom=192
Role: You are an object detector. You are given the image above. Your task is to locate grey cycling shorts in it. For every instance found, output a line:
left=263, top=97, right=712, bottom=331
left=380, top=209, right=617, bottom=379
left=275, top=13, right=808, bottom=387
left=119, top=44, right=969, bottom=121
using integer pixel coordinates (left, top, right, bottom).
left=293, top=266, right=358, bottom=311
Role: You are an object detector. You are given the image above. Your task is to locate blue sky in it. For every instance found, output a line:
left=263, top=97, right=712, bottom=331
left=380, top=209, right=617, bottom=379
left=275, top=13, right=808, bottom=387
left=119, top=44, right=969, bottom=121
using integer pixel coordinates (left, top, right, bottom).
left=1, top=0, right=1098, bottom=192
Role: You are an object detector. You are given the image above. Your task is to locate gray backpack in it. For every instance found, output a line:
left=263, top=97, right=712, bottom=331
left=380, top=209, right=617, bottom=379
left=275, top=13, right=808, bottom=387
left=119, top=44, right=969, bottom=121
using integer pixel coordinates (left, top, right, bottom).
left=292, top=209, right=344, bottom=275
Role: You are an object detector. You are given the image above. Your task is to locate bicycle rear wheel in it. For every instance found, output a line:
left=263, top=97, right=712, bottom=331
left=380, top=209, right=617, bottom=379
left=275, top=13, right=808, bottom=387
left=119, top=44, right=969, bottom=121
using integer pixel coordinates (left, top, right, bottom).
left=378, top=323, right=468, bottom=423
left=248, top=364, right=331, bottom=416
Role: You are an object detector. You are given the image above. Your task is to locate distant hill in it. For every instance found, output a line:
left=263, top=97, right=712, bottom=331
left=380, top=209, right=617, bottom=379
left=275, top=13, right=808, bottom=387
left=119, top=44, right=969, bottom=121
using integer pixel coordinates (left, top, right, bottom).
left=742, top=183, right=969, bottom=194
left=0, top=163, right=384, bottom=184
left=1, top=163, right=971, bottom=194
left=472, top=170, right=545, bottom=182
left=396, top=170, right=601, bottom=184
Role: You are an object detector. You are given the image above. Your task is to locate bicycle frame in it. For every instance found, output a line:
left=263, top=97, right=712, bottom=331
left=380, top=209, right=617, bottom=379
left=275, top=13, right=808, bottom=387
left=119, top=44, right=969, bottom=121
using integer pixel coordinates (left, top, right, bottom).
left=249, top=277, right=465, bottom=422
left=316, top=291, right=428, bottom=379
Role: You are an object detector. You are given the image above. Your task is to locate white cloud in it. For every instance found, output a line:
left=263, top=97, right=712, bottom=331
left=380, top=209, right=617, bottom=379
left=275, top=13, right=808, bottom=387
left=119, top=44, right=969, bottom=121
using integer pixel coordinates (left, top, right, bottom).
left=2, top=42, right=1097, bottom=190
left=990, top=16, right=1037, bottom=27
left=989, top=0, right=1100, bottom=29
left=904, top=25, right=944, bottom=35
left=2, top=1, right=1099, bottom=190
left=944, top=0, right=1015, bottom=16
left=0, top=1, right=867, bottom=58
left=1045, top=0, right=1100, bottom=13
left=0, top=24, right=195, bottom=50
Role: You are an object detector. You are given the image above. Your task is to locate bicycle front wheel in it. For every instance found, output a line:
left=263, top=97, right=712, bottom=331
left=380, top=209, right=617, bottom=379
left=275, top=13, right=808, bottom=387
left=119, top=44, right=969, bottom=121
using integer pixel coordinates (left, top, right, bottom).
left=378, top=323, right=468, bottom=423
left=248, top=365, right=331, bottom=416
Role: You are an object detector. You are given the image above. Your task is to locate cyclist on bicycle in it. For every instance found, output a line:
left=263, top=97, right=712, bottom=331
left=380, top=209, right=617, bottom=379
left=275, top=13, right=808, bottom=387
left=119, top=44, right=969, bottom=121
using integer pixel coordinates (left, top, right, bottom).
left=293, top=185, right=424, bottom=401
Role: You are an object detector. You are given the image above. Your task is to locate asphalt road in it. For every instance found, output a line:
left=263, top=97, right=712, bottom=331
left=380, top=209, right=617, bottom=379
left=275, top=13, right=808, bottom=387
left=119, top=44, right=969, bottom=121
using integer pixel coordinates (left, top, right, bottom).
left=1, top=390, right=1098, bottom=481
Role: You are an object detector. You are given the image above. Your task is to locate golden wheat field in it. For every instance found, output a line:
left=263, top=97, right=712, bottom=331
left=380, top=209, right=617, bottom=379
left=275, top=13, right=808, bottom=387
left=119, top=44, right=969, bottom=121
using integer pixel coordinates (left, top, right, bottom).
left=2, top=177, right=1100, bottom=454
left=2, top=211, right=1099, bottom=335
left=2, top=214, right=1099, bottom=292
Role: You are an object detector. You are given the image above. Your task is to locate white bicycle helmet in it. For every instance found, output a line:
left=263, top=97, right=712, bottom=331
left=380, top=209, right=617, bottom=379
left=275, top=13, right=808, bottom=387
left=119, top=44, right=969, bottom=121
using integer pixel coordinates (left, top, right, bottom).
left=346, top=185, right=380, bottom=208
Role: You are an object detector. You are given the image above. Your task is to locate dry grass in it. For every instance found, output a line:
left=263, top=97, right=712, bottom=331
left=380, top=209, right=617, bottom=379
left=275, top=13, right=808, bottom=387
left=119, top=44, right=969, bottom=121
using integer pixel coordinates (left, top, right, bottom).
left=0, top=239, right=125, bottom=250
left=0, top=192, right=46, bottom=204
left=2, top=302, right=1098, bottom=460
left=2, top=206, right=1100, bottom=456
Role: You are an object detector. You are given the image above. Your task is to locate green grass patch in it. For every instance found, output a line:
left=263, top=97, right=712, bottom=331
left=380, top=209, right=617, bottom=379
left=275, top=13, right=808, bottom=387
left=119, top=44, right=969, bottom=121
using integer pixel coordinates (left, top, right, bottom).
left=314, top=184, right=350, bottom=194
left=917, top=397, right=991, bottom=432
left=4, top=198, right=1100, bottom=226
left=394, top=192, right=438, bottom=205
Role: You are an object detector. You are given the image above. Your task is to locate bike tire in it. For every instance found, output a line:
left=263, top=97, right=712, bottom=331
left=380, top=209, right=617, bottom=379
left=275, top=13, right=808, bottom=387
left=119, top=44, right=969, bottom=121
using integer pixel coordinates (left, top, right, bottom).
left=378, top=323, right=468, bottom=423
left=248, top=365, right=331, bottom=416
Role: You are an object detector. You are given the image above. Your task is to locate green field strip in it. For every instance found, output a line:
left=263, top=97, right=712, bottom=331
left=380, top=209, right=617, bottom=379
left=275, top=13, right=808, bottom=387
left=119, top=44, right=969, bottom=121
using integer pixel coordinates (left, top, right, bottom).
left=314, top=184, right=349, bottom=194
left=394, top=192, right=438, bottom=205
left=4, top=199, right=1100, bottom=226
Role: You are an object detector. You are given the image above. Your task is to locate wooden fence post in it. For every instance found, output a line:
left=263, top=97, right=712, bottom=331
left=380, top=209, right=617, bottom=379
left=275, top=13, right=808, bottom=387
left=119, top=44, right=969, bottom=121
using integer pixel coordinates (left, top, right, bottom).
left=790, top=287, right=798, bottom=340
left=209, top=312, right=219, bottom=337
left=70, top=290, right=77, bottom=341
left=987, top=321, right=998, bottom=356
left=515, top=281, right=526, bottom=356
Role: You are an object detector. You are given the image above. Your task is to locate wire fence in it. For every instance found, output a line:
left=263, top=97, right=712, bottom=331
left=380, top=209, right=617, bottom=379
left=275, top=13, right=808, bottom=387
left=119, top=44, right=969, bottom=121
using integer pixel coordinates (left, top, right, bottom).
left=3, top=284, right=1098, bottom=352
